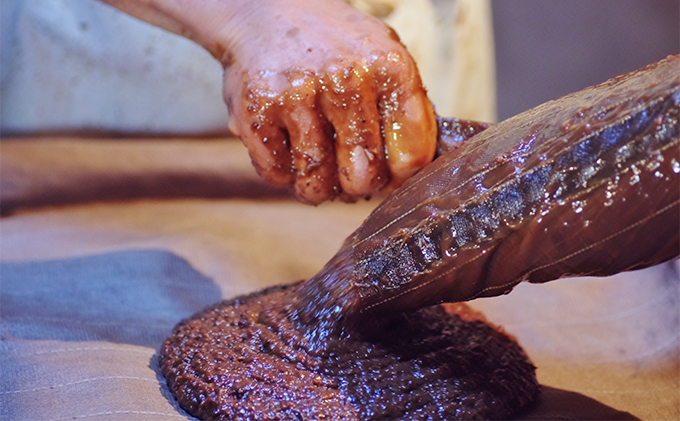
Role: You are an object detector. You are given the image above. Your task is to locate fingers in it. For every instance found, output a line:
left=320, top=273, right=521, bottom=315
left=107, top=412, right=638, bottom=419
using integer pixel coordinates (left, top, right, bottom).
left=280, top=72, right=340, bottom=204
left=320, top=61, right=390, bottom=197
left=378, top=58, right=437, bottom=187
left=230, top=54, right=436, bottom=204
left=233, top=71, right=342, bottom=204
left=231, top=81, right=294, bottom=187
left=382, top=92, right=437, bottom=186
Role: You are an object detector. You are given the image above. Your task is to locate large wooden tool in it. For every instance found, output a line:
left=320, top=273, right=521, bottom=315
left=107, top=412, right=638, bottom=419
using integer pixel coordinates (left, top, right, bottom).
left=296, top=55, right=680, bottom=329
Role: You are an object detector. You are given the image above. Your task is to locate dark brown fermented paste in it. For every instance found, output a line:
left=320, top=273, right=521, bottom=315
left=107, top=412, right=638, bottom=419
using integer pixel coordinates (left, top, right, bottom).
left=160, top=283, right=539, bottom=420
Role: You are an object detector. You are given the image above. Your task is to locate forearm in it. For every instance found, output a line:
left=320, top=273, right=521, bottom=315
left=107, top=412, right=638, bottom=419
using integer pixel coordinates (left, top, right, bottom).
left=99, top=0, right=382, bottom=68
left=98, top=0, right=247, bottom=63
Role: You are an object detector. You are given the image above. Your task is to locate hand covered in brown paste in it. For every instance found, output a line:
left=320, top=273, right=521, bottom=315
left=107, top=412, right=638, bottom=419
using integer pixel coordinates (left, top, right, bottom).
left=101, top=0, right=438, bottom=204
left=222, top=0, right=437, bottom=203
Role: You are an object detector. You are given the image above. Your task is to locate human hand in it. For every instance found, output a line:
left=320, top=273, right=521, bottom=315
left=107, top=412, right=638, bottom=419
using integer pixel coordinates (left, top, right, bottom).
left=220, top=0, right=437, bottom=204
left=100, top=0, right=437, bottom=204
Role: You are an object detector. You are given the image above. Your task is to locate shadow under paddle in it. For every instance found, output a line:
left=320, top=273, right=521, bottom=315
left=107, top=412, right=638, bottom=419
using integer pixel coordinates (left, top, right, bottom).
left=514, top=385, right=640, bottom=420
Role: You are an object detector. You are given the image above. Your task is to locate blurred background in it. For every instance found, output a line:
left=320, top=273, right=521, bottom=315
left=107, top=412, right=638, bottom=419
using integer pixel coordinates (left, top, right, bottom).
left=2, top=0, right=678, bottom=135
left=493, top=0, right=679, bottom=121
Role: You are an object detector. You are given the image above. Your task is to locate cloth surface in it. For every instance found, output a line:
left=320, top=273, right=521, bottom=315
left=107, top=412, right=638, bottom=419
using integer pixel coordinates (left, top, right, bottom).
left=0, top=137, right=289, bottom=214
left=1, top=137, right=678, bottom=420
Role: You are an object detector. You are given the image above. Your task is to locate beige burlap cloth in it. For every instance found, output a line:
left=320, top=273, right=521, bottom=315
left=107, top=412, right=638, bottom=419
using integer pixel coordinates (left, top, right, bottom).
left=1, top=138, right=678, bottom=420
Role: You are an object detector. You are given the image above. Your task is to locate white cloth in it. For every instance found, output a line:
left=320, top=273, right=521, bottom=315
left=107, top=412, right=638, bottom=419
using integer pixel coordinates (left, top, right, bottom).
left=1, top=0, right=227, bottom=134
